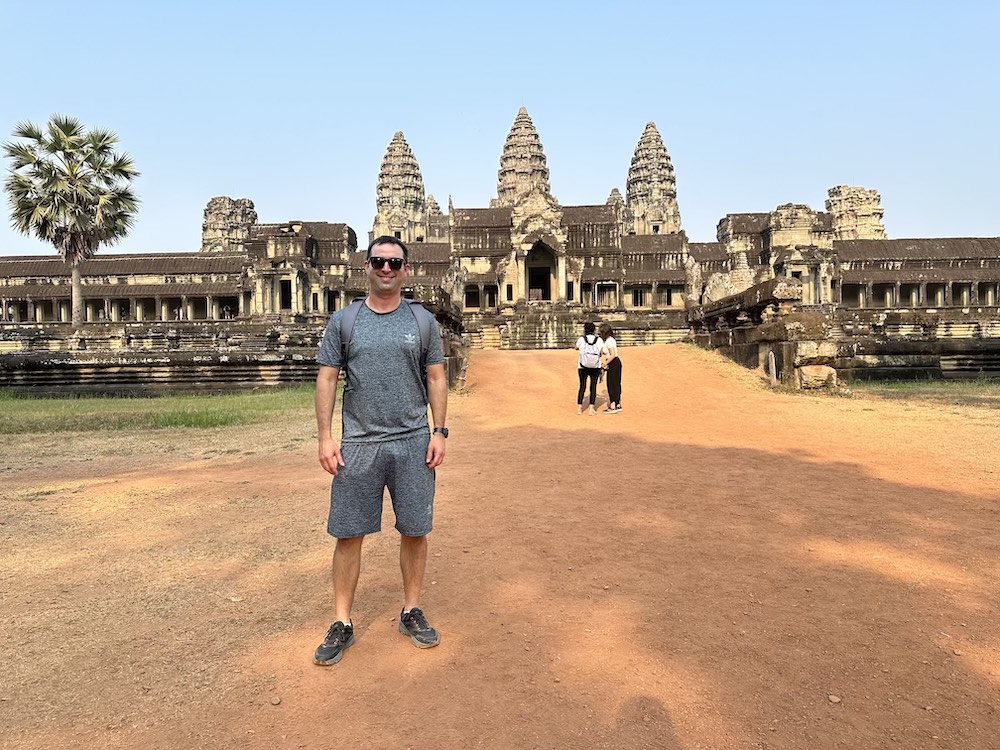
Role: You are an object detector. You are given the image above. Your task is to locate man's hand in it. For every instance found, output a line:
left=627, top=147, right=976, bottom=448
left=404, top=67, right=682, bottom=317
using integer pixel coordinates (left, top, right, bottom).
left=319, top=435, right=345, bottom=476
left=426, top=433, right=446, bottom=468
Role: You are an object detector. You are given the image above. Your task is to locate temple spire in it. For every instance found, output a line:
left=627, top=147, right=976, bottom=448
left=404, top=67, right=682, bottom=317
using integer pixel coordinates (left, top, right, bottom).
left=371, top=131, right=427, bottom=243
left=626, top=121, right=681, bottom=235
left=494, top=107, right=552, bottom=207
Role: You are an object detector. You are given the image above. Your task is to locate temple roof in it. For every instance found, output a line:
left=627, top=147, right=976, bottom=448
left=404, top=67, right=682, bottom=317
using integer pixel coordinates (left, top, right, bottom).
left=452, top=207, right=513, bottom=228
left=0, top=253, right=247, bottom=278
left=687, top=242, right=727, bottom=261
left=250, top=221, right=351, bottom=241
left=719, top=213, right=770, bottom=236
left=835, top=238, right=1000, bottom=261
left=2, top=281, right=241, bottom=299
left=562, top=205, right=616, bottom=224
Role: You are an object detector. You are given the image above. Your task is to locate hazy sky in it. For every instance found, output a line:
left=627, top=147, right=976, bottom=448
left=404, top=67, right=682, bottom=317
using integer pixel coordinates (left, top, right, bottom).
left=1, top=0, right=997, bottom=256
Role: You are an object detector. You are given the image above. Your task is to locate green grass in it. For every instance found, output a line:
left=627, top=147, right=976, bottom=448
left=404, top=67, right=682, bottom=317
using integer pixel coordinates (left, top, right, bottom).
left=848, top=378, right=1000, bottom=408
left=0, top=385, right=318, bottom=434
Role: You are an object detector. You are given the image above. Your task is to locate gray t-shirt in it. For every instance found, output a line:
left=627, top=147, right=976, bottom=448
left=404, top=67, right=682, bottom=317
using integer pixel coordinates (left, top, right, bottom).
left=317, top=301, right=444, bottom=444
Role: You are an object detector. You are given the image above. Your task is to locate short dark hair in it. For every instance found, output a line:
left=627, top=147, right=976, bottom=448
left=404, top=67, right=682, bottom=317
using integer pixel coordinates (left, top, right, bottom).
left=367, top=235, right=409, bottom=260
left=599, top=323, right=614, bottom=340
left=583, top=321, right=596, bottom=335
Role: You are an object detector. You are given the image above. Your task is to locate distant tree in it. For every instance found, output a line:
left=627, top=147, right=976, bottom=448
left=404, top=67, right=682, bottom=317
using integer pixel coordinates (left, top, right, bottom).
left=4, top=115, right=139, bottom=328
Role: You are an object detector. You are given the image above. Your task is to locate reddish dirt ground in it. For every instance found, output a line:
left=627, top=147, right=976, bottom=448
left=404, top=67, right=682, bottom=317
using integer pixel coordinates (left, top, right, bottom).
left=2, top=345, right=999, bottom=750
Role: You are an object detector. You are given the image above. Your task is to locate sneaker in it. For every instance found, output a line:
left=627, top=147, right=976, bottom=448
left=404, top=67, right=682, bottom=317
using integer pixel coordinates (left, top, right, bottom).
left=399, top=608, right=440, bottom=648
left=314, top=621, right=355, bottom=665
left=576, top=405, right=583, bottom=414
left=588, top=406, right=596, bottom=415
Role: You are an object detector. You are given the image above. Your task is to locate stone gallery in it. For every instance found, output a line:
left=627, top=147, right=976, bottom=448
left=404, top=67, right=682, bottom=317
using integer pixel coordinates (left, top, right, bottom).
left=2, top=108, right=999, bottom=388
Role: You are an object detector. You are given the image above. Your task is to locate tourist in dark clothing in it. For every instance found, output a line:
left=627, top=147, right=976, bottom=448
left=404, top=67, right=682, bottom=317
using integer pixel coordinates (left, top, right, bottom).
left=600, top=323, right=622, bottom=413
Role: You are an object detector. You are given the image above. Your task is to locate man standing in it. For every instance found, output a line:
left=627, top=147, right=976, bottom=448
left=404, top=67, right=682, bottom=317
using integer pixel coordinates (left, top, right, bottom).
left=313, top=236, right=448, bottom=665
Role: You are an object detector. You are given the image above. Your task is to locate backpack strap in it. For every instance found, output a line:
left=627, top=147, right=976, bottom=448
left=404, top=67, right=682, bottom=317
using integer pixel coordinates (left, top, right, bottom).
left=403, top=299, right=434, bottom=400
left=339, top=299, right=365, bottom=388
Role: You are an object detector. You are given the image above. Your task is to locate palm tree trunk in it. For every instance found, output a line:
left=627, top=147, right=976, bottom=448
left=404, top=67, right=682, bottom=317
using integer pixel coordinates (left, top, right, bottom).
left=71, top=261, right=84, bottom=328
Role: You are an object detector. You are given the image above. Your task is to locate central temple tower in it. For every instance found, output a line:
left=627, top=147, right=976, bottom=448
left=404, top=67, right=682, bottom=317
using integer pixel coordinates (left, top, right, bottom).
left=626, top=122, right=682, bottom=235
left=371, top=131, right=428, bottom=244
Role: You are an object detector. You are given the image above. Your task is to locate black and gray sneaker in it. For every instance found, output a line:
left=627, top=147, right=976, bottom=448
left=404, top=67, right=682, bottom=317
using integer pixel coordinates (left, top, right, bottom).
left=399, top=608, right=440, bottom=648
left=313, top=621, right=355, bottom=665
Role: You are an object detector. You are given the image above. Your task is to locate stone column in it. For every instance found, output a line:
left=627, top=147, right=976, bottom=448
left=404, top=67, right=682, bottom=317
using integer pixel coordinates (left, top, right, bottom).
left=557, top=256, right=567, bottom=303
left=971, top=283, right=979, bottom=306
left=945, top=282, right=953, bottom=306
left=894, top=282, right=901, bottom=308
left=651, top=282, right=659, bottom=311
left=919, top=283, right=927, bottom=307
left=478, top=284, right=485, bottom=312
left=864, top=282, right=873, bottom=309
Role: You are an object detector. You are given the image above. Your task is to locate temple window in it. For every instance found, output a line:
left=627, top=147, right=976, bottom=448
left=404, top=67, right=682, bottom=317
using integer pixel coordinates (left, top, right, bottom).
left=464, top=286, right=481, bottom=309
left=954, top=283, right=972, bottom=306
left=842, top=284, right=863, bottom=307
left=506, top=284, right=513, bottom=301
left=872, top=283, right=894, bottom=308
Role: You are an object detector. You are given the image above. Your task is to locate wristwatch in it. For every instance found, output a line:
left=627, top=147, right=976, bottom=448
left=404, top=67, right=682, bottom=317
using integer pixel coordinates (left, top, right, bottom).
left=433, top=427, right=449, bottom=438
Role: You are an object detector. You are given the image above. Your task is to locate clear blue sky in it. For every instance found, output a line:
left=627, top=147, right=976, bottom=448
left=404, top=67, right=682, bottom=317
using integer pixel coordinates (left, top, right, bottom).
left=1, top=0, right=997, bottom=256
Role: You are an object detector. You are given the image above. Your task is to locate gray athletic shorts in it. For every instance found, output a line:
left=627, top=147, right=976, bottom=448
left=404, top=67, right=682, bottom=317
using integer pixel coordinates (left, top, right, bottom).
left=327, top=433, right=435, bottom=538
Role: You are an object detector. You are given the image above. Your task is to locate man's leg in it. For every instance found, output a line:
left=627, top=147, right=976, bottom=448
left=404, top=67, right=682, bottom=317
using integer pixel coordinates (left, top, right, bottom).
left=315, top=535, right=364, bottom=665
left=398, top=533, right=439, bottom=647
left=400, top=533, right=427, bottom=611
left=333, top=535, right=365, bottom=624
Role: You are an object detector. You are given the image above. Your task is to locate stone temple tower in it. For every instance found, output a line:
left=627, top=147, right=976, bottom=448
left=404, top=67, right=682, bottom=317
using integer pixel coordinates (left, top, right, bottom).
left=492, top=107, right=552, bottom=207
left=826, top=185, right=887, bottom=240
left=371, top=132, right=427, bottom=244
left=201, top=196, right=258, bottom=253
left=626, top=122, right=682, bottom=235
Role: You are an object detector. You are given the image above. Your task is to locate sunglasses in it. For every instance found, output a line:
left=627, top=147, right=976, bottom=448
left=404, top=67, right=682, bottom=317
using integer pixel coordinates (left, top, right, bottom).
left=368, top=256, right=406, bottom=271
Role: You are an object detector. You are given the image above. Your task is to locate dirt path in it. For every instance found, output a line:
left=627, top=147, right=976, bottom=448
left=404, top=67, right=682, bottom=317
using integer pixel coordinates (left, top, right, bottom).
left=3, top=345, right=999, bottom=750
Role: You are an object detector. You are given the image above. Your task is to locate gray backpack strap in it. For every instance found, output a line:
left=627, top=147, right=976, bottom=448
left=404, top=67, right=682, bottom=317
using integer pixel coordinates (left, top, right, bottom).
left=339, top=299, right=364, bottom=387
left=403, top=299, right=433, bottom=360
left=403, top=299, right=435, bottom=399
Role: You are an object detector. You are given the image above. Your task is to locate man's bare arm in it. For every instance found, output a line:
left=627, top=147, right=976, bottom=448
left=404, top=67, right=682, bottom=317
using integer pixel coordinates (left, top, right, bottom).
left=425, top=362, right=448, bottom=468
left=315, top=365, right=345, bottom=475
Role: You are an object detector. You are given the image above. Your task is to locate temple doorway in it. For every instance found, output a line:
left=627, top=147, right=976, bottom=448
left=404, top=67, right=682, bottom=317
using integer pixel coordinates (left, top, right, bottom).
left=526, top=242, right=556, bottom=302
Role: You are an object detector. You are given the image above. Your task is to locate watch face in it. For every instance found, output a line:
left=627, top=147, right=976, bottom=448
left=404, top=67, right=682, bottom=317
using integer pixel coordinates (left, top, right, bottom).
left=435, top=427, right=449, bottom=438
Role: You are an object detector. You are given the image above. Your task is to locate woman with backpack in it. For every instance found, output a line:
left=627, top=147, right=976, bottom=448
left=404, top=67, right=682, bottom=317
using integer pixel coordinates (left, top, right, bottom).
left=599, top=323, right=622, bottom=413
left=575, top=321, right=603, bottom=415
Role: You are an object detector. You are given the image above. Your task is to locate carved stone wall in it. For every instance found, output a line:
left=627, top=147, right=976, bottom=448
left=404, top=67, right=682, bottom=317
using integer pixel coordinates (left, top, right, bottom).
left=827, top=185, right=887, bottom=240
left=201, top=197, right=257, bottom=253
left=769, top=204, right=822, bottom=249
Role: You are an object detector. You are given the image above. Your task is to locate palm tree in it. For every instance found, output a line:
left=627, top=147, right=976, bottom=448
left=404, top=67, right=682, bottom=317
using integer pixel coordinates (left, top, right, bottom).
left=4, top=115, right=139, bottom=328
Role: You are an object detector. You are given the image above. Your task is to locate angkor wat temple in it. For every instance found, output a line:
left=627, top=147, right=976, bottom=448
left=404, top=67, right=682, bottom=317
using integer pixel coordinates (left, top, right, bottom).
left=2, top=107, right=999, bottom=390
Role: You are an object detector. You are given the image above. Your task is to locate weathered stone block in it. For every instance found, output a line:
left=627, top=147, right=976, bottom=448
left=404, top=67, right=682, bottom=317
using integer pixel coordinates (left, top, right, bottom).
left=796, top=364, right=838, bottom=389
